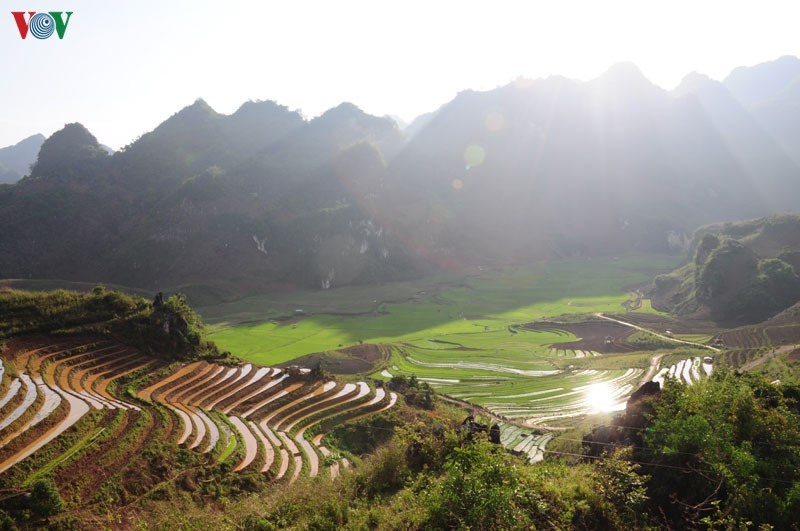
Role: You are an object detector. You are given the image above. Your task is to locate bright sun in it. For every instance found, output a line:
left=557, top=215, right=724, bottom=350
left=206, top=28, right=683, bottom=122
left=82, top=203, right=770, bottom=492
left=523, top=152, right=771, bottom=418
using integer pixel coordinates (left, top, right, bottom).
left=585, top=382, right=622, bottom=413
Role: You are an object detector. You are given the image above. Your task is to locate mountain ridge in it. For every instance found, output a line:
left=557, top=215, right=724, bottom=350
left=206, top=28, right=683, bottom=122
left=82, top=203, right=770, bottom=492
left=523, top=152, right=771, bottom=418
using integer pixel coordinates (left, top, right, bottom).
left=1, top=58, right=800, bottom=293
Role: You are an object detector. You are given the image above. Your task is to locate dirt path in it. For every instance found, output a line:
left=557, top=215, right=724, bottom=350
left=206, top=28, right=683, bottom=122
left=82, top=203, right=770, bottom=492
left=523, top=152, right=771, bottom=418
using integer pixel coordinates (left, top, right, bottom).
left=596, top=314, right=720, bottom=352
left=641, top=353, right=667, bottom=385
left=741, top=343, right=800, bottom=371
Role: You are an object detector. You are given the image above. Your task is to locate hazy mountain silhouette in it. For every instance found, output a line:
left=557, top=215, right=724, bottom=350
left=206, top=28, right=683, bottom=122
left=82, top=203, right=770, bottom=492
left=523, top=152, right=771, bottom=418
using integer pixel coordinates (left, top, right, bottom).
left=1, top=58, right=799, bottom=292
left=0, top=134, right=45, bottom=184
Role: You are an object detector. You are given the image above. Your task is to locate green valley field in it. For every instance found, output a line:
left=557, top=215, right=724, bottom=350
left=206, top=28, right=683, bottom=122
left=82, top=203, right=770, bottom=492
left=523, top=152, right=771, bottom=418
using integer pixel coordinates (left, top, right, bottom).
left=206, top=255, right=687, bottom=429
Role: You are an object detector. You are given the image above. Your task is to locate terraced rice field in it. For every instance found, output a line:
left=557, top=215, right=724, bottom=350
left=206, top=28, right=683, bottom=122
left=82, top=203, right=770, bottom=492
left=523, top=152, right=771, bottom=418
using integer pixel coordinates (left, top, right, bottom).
left=390, top=326, right=645, bottom=428
left=653, top=357, right=713, bottom=387
left=498, top=423, right=554, bottom=463
left=0, top=339, right=395, bottom=486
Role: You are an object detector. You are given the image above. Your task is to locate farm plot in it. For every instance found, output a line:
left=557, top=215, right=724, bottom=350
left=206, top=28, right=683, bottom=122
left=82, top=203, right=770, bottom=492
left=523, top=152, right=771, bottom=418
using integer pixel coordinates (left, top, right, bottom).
left=209, top=255, right=681, bottom=366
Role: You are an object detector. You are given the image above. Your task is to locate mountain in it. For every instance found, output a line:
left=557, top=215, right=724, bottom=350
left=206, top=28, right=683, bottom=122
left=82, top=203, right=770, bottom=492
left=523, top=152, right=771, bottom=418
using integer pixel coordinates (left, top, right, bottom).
left=724, top=55, right=800, bottom=107
left=0, top=134, right=44, bottom=184
left=385, top=63, right=800, bottom=265
left=649, top=213, right=800, bottom=324
left=2, top=59, right=800, bottom=293
left=674, top=72, right=800, bottom=212
left=724, top=56, right=800, bottom=164
left=0, top=101, right=415, bottom=292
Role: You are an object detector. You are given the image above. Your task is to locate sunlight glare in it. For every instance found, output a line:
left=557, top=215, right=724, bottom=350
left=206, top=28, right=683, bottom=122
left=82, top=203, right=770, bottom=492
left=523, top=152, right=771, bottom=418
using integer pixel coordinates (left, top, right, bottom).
left=585, top=382, right=623, bottom=413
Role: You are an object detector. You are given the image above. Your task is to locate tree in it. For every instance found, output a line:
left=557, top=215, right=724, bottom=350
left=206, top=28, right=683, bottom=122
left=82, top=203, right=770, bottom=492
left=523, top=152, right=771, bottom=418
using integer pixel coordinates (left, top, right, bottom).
left=29, top=478, right=64, bottom=518
left=641, top=372, right=800, bottom=528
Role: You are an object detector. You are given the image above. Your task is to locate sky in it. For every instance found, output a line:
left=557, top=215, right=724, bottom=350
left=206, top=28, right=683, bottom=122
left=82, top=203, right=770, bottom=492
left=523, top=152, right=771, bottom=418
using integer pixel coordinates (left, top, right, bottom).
left=2, top=0, right=799, bottom=149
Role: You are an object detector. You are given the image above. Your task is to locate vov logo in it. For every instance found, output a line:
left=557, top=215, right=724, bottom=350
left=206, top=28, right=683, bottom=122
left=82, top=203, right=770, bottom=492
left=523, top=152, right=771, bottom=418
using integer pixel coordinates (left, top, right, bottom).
left=12, top=11, right=73, bottom=39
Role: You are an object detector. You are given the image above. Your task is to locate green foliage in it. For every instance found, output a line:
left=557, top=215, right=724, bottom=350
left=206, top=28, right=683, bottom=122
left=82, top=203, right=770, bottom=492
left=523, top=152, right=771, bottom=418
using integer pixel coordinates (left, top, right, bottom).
left=325, top=412, right=400, bottom=455
left=420, top=440, right=531, bottom=529
left=0, top=287, right=148, bottom=338
left=642, top=371, right=800, bottom=528
left=29, top=478, right=64, bottom=518
left=0, top=287, right=225, bottom=361
left=627, top=330, right=679, bottom=350
left=388, top=375, right=434, bottom=409
left=590, top=447, right=649, bottom=522
left=0, top=510, right=15, bottom=531
left=694, top=232, right=720, bottom=267
left=658, top=219, right=800, bottom=323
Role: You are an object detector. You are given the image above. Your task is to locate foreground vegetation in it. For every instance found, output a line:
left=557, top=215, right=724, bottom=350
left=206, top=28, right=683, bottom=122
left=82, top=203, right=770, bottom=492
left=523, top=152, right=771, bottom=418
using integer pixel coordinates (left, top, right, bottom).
left=105, top=371, right=799, bottom=530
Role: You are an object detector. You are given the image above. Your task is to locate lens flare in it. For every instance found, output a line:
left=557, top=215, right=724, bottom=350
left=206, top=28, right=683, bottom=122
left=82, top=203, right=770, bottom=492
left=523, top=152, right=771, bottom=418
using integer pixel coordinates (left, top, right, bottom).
left=585, top=382, right=622, bottom=413
left=464, top=144, right=486, bottom=168
left=451, top=178, right=463, bottom=190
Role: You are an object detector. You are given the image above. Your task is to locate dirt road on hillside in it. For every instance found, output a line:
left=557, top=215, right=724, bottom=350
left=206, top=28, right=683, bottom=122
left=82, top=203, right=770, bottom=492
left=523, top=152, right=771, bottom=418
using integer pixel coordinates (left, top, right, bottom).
left=596, top=314, right=719, bottom=352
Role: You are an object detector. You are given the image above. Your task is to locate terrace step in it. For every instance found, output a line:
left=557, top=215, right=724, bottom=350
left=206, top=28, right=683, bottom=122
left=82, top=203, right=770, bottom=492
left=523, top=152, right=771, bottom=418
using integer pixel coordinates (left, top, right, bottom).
left=277, top=431, right=303, bottom=484
left=0, top=378, right=22, bottom=414
left=4, top=377, right=62, bottom=447
left=198, top=364, right=254, bottom=410
left=217, top=367, right=276, bottom=413
left=267, top=381, right=339, bottom=430
left=0, top=374, right=38, bottom=433
left=137, top=361, right=205, bottom=402
left=161, top=363, right=219, bottom=403
left=237, top=376, right=294, bottom=418
left=0, top=385, right=91, bottom=474
left=229, top=416, right=258, bottom=471
left=249, top=421, right=275, bottom=473
left=3, top=338, right=397, bottom=479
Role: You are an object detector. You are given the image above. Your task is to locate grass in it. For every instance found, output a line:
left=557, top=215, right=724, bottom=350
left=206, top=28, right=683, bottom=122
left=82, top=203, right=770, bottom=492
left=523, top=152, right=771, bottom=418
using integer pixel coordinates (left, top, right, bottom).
left=674, top=334, right=713, bottom=344
left=633, top=298, right=668, bottom=315
left=209, top=254, right=680, bottom=365
left=22, top=427, right=106, bottom=487
left=217, top=430, right=237, bottom=463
